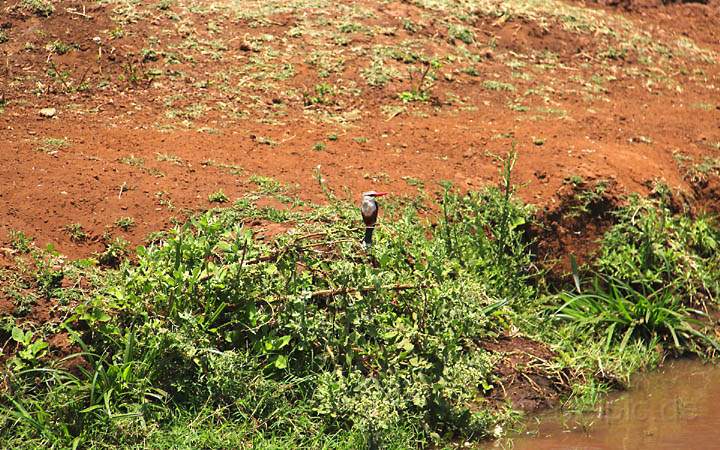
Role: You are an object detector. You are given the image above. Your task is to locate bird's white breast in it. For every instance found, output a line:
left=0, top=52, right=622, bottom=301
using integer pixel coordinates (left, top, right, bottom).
left=361, top=197, right=377, bottom=217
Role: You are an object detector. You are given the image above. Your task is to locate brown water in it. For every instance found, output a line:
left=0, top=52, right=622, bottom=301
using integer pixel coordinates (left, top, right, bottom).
left=494, top=359, right=720, bottom=450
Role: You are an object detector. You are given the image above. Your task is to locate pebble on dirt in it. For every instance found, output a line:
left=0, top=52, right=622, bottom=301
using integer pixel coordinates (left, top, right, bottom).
left=39, top=108, right=57, bottom=118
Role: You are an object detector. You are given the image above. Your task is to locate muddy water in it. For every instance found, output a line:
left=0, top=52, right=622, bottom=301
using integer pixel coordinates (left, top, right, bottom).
left=495, top=359, right=720, bottom=450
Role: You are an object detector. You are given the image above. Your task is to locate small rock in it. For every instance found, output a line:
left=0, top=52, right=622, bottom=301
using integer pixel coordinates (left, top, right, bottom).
left=39, top=107, right=56, bottom=118
left=92, top=36, right=101, bottom=45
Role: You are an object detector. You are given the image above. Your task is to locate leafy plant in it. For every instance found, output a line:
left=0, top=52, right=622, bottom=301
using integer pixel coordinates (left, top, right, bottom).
left=10, top=327, right=48, bottom=370
left=115, top=217, right=135, bottom=231
left=597, top=197, right=720, bottom=304
left=555, top=276, right=718, bottom=353
left=64, top=223, right=87, bottom=242
left=19, top=0, right=55, bottom=17
left=208, top=190, right=229, bottom=203
left=9, top=230, right=33, bottom=253
left=398, top=90, right=429, bottom=103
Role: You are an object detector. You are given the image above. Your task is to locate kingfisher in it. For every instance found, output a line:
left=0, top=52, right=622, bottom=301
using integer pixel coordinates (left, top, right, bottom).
left=360, top=191, right=387, bottom=249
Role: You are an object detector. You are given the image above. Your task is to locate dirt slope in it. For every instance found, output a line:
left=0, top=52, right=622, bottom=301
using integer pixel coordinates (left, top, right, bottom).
left=0, top=0, right=719, bottom=259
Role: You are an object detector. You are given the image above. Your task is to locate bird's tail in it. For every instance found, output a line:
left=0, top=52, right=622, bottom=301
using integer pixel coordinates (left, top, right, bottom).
left=363, top=227, right=374, bottom=249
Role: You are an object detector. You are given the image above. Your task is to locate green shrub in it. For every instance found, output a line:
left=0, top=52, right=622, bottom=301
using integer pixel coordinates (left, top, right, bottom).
left=552, top=196, right=720, bottom=364
left=3, top=168, right=719, bottom=448
left=20, top=0, right=55, bottom=17
left=556, top=276, right=717, bottom=353
left=0, top=171, right=532, bottom=447
left=597, top=196, right=720, bottom=304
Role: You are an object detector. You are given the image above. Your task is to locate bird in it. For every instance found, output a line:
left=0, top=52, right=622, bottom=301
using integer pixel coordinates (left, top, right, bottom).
left=360, top=190, right=387, bottom=249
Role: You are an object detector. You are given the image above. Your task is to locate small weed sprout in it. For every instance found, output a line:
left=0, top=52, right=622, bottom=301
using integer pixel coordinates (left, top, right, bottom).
left=115, top=217, right=135, bottom=231
left=304, top=83, right=336, bottom=106
left=361, top=58, right=401, bottom=87
left=36, top=137, right=68, bottom=154
left=463, top=66, right=481, bottom=77
left=564, top=175, right=585, bottom=187
left=119, top=155, right=145, bottom=167
left=449, top=25, right=474, bottom=45
left=9, top=230, right=33, bottom=253
left=208, top=190, right=229, bottom=203
left=156, top=0, right=173, bottom=10
left=399, top=59, right=439, bottom=103
left=254, top=136, right=277, bottom=146
left=46, top=40, right=73, bottom=55
left=110, top=27, right=125, bottom=39
left=98, top=236, right=129, bottom=267
left=156, top=153, right=184, bottom=165
left=65, top=223, right=87, bottom=242
left=402, top=18, right=418, bottom=33
left=483, top=80, right=516, bottom=92
left=398, top=90, right=429, bottom=103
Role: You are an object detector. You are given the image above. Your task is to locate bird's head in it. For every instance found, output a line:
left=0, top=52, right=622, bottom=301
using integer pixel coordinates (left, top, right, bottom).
left=362, top=191, right=388, bottom=199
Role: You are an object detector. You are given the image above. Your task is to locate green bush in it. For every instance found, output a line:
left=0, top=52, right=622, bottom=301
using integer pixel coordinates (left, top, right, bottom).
left=556, top=276, right=717, bottom=353
left=3, top=174, right=719, bottom=447
left=552, top=196, right=720, bottom=365
left=597, top=196, right=720, bottom=304
left=0, top=178, right=533, bottom=447
left=19, top=0, right=55, bottom=17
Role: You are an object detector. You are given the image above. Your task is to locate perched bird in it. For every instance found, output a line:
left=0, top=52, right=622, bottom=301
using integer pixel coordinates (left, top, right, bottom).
left=360, top=190, right=387, bottom=249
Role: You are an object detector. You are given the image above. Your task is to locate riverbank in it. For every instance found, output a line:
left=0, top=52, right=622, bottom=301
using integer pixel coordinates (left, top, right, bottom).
left=1, top=162, right=718, bottom=447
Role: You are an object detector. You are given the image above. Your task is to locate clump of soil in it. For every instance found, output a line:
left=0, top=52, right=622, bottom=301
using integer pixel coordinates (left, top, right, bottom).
left=530, top=178, right=623, bottom=280
left=483, top=335, right=570, bottom=411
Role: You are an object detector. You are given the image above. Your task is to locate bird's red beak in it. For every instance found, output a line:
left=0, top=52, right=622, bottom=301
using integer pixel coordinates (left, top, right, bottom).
left=374, top=192, right=388, bottom=197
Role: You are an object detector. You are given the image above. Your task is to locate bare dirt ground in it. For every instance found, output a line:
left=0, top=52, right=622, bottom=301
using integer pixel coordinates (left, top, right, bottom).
left=1, top=0, right=719, bottom=262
